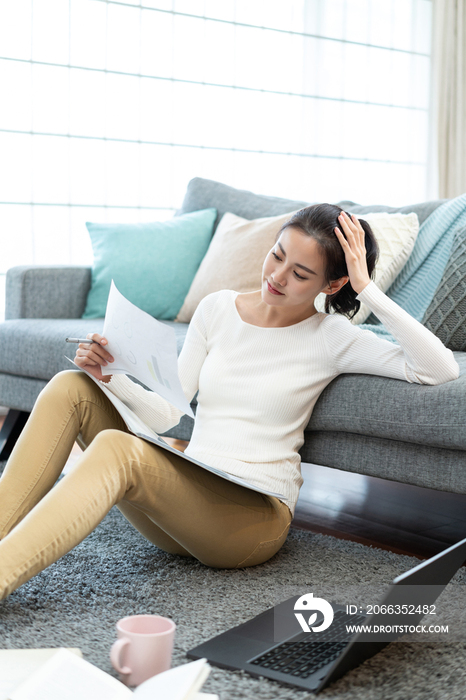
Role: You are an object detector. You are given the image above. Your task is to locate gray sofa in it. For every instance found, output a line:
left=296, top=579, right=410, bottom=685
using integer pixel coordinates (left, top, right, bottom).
left=1, top=177, right=465, bottom=502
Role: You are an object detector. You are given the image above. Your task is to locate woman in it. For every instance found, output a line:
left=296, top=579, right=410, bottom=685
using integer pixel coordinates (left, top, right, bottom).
left=0, top=205, right=459, bottom=599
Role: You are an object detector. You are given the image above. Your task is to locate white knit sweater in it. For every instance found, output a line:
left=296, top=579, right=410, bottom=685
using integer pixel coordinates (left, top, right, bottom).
left=106, top=281, right=459, bottom=516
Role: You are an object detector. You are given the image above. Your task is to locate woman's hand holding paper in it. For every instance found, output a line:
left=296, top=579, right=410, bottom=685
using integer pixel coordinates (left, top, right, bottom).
left=74, top=333, right=114, bottom=383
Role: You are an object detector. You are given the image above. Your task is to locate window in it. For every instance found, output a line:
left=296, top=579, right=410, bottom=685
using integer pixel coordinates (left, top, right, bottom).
left=0, top=0, right=432, bottom=319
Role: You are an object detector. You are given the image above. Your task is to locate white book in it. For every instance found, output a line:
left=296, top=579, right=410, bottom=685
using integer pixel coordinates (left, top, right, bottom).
left=0, top=648, right=217, bottom=700
left=0, top=648, right=83, bottom=700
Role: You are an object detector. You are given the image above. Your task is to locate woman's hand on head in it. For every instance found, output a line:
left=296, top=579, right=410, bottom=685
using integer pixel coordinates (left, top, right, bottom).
left=74, top=333, right=114, bottom=383
left=334, top=212, right=372, bottom=295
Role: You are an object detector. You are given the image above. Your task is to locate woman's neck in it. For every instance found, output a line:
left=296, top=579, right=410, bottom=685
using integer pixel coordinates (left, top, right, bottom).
left=235, top=291, right=318, bottom=328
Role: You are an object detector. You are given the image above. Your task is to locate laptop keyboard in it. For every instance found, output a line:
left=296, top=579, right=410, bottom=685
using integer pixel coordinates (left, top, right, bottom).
left=249, top=610, right=366, bottom=679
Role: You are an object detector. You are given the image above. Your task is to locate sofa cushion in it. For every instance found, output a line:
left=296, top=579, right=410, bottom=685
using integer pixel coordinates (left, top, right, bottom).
left=178, top=177, right=311, bottom=230
left=422, top=226, right=466, bottom=351
left=176, top=210, right=298, bottom=323
left=301, top=431, right=466, bottom=495
left=0, top=374, right=49, bottom=413
left=0, top=319, right=106, bottom=381
left=305, top=349, right=466, bottom=451
left=82, top=208, right=217, bottom=321
left=0, top=318, right=188, bottom=381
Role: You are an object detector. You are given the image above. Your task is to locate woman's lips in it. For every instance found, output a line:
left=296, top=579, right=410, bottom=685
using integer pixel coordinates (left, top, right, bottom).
left=267, top=281, right=284, bottom=295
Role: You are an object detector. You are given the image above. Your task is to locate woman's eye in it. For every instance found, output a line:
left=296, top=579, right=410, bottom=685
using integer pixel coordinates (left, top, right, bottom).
left=273, top=251, right=307, bottom=279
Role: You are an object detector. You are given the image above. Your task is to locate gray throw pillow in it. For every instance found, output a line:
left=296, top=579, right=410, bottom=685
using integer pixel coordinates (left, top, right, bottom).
left=422, top=225, right=466, bottom=351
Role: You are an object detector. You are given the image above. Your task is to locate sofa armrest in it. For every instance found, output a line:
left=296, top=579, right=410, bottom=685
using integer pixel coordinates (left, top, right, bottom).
left=6, top=266, right=92, bottom=320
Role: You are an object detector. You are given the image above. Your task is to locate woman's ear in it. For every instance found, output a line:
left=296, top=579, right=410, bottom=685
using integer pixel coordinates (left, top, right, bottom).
left=322, top=276, right=349, bottom=295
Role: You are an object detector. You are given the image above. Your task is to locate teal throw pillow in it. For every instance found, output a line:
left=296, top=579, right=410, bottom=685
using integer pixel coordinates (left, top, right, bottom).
left=82, top=208, right=217, bottom=320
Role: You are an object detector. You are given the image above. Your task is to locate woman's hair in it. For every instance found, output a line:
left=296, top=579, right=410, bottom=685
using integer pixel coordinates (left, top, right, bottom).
left=277, top=203, right=379, bottom=319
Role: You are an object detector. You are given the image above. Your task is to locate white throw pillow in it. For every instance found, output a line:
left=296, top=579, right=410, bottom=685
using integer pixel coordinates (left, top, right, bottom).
left=313, top=211, right=419, bottom=324
left=175, top=210, right=297, bottom=323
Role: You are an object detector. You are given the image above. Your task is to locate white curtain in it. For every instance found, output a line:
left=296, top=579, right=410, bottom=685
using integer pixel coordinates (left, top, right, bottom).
left=431, top=0, right=466, bottom=198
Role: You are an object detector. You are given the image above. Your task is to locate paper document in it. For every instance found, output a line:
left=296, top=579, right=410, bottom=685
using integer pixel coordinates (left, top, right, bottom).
left=101, top=281, right=194, bottom=418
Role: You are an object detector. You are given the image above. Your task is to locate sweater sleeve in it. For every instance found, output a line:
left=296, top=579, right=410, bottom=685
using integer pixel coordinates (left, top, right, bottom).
left=322, top=281, right=459, bottom=385
left=103, top=292, right=217, bottom=433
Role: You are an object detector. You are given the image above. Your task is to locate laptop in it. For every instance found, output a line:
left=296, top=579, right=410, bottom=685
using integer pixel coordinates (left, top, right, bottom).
left=187, top=537, right=466, bottom=693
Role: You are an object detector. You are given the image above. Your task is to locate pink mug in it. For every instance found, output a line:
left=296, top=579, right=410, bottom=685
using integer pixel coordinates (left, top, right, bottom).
left=110, top=614, right=176, bottom=687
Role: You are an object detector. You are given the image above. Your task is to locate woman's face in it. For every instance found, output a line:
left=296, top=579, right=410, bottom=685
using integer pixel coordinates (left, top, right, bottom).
left=261, top=226, right=341, bottom=310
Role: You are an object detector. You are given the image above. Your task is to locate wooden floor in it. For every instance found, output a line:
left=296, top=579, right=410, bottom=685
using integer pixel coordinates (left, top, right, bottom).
left=2, top=412, right=465, bottom=562
left=294, top=462, right=466, bottom=561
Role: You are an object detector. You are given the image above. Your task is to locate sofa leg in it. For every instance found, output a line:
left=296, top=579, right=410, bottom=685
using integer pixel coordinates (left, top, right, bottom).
left=0, top=410, right=30, bottom=461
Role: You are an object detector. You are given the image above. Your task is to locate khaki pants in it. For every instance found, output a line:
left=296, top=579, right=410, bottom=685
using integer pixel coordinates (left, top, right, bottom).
left=0, top=371, right=292, bottom=599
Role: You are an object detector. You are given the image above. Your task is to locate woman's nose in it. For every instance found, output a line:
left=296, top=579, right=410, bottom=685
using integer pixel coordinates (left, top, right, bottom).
left=271, top=271, right=286, bottom=287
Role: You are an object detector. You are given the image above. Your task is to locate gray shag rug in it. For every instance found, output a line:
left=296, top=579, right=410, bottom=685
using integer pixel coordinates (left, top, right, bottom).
left=1, top=473, right=466, bottom=699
